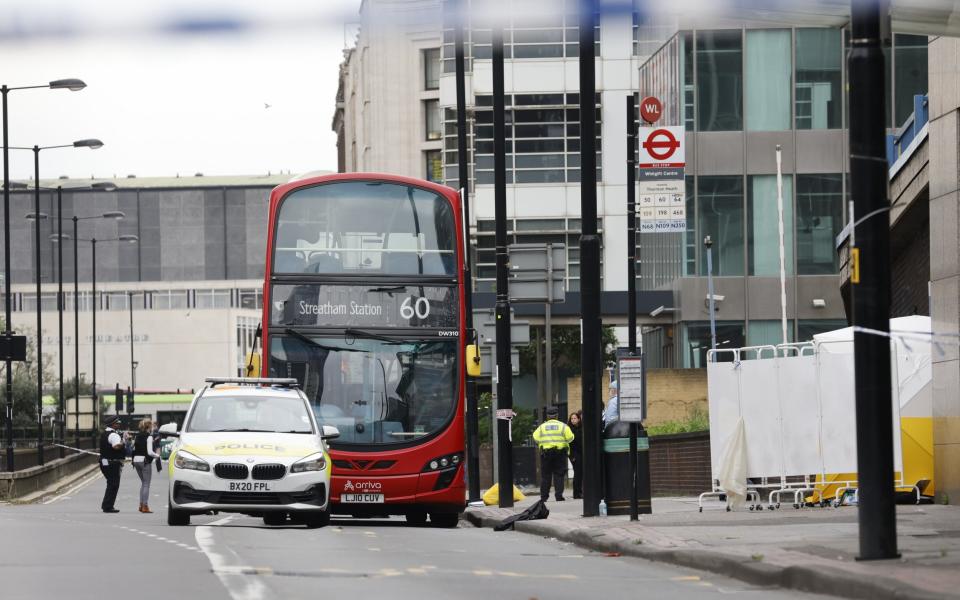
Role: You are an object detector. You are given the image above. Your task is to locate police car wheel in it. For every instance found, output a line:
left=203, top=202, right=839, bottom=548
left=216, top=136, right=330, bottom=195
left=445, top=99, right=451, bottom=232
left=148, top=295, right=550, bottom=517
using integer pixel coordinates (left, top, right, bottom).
left=429, top=512, right=459, bottom=528
left=167, top=504, right=190, bottom=526
left=301, top=510, right=330, bottom=529
left=405, top=511, right=427, bottom=526
left=262, top=512, right=287, bottom=526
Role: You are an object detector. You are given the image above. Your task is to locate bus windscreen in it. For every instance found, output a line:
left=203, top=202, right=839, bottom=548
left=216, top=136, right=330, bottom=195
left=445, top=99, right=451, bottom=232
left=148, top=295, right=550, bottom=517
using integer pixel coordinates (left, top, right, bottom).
left=273, top=181, right=457, bottom=276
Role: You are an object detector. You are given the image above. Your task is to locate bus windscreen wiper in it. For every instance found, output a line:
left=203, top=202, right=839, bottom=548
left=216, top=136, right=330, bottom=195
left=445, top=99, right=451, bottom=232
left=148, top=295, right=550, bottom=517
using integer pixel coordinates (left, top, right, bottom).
left=344, top=328, right=401, bottom=344
left=368, top=285, right=407, bottom=293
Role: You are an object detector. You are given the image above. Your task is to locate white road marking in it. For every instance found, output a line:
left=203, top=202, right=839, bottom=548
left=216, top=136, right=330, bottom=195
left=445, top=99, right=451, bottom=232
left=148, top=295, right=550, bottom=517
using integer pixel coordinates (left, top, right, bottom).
left=195, top=519, right=273, bottom=600
left=42, top=471, right=102, bottom=505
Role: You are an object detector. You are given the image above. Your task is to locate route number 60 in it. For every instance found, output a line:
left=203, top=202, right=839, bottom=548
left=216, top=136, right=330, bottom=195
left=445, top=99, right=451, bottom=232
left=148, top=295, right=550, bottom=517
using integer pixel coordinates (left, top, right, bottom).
left=400, top=296, right=431, bottom=320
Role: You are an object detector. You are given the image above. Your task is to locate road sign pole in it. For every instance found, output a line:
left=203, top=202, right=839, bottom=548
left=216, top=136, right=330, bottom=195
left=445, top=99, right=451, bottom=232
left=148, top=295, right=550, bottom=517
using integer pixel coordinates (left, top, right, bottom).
left=578, top=0, right=602, bottom=517
left=454, top=0, right=482, bottom=505
left=850, top=0, right=898, bottom=561
left=627, top=94, right=639, bottom=521
left=492, top=24, right=514, bottom=509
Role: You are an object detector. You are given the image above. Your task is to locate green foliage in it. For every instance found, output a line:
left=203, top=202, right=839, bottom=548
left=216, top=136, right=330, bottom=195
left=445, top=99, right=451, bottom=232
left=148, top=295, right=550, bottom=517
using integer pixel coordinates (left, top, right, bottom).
left=477, top=391, right=537, bottom=446
left=0, top=325, right=57, bottom=428
left=518, top=325, right=619, bottom=376
left=645, top=405, right=709, bottom=437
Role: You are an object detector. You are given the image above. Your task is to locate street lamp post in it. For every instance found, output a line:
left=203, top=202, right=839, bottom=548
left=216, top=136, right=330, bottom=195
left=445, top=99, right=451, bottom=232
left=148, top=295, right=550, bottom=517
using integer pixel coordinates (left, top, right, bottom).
left=1, top=78, right=85, bottom=472
left=79, top=233, right=138, bottom=434
left=69, top=209, right=124, bottom=445
left=17, top=138, right=104, bottom=465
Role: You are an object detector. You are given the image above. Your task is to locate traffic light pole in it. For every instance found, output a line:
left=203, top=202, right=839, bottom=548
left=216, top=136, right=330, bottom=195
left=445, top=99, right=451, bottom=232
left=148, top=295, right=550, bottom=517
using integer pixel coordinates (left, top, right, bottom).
left=454, top=0, right=482, bottom=504
left=492, top=24, right=514, bottom=508
left=849, top=0, right=898, bottom=560
left=579, top=0, right=603, bottom=517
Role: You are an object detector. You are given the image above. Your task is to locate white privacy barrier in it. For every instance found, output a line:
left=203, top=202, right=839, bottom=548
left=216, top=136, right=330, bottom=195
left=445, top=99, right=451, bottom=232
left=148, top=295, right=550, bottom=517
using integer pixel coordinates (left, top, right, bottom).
left=701, top=317, right=928, bottom=511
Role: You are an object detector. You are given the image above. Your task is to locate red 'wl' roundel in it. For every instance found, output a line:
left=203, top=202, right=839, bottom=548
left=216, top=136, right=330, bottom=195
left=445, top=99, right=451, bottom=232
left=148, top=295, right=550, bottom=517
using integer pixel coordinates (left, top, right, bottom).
left=642, top=128, right=680, bottom=161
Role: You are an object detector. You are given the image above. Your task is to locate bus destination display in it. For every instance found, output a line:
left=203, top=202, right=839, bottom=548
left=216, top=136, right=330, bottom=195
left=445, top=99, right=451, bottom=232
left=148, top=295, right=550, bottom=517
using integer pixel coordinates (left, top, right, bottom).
left=271, top=284, right=458, bottom=329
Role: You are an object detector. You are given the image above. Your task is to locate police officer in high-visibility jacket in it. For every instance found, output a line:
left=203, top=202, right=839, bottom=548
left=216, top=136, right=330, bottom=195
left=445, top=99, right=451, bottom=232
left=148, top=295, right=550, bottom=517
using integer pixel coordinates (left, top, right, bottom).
left=532, top=406, right=575, bottom=502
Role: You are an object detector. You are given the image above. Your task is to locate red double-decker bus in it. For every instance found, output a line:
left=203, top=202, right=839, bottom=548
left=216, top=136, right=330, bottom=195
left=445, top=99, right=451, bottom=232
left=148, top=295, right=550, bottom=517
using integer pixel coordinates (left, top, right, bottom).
left=261, top=173, right=468, bottom=527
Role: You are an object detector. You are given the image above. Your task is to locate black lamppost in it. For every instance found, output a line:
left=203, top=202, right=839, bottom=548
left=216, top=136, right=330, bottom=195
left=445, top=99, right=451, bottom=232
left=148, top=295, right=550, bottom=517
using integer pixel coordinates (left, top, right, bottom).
left=69, top=211, right=125, bottom=446
left=17, top=139, right=104, bottom=465
left=76, top=234, right=138, bottom=434
left=48, top=182, right=115, bottom=457
left=1, top=78, right=86, bottom=472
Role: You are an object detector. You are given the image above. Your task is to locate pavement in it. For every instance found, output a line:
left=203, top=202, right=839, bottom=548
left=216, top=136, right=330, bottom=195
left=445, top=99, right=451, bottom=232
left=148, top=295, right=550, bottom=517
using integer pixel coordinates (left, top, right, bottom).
left=0, top=464, right=828, bottom=600
left=463, top=494, right=960, bottom=600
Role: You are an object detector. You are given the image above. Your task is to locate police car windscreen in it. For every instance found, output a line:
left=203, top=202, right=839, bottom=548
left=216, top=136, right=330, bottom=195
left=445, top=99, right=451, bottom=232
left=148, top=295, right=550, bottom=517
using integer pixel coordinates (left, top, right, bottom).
left=186, top=395, right=315, bottom=434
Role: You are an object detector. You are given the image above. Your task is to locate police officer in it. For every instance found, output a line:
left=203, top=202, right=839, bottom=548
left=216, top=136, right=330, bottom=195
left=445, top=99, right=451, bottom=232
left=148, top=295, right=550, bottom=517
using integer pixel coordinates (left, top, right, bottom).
left=532, top=406, right=574, bottom=502
left=99, top=415, right=126, bottom=513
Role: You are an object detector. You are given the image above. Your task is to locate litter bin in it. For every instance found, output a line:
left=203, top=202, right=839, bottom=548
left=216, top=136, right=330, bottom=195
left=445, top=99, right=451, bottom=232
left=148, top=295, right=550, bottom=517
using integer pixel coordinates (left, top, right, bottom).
left=602, top=421, right=652, bottom=515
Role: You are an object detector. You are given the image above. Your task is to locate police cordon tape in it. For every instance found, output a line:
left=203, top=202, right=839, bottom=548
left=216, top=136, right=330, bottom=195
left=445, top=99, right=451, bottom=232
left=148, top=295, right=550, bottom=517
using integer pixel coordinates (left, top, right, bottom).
left=52, top=443, right=136, bottom=463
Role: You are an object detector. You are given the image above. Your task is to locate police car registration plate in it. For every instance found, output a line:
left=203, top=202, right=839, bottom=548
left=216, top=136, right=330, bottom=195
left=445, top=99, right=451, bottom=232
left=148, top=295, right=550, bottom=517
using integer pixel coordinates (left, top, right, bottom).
left=228, top=481, right=273, bottom=492
left=341, top=493, right=384, bottom=503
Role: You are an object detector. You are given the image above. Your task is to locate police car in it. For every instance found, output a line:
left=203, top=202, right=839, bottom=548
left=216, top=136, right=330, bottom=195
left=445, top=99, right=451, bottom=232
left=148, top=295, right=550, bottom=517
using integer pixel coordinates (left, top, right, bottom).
left=165, top=377, right=338, bottom=527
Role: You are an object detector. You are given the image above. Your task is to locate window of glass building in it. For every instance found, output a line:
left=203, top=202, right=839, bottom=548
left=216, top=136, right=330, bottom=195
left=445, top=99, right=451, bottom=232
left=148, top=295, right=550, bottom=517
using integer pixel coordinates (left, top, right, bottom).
left=425, top=150, right=443, bottom=183
left=747, top=320, right=795, bottom=348
left=473, top=217, right=599, bottom=292
left=796, top=174, right=843, bottom=274
left=683, top=175, right=697, bottom=275
left=697, top=176, right=744, bottom=276
left=696, top=30, right=742, bottom=131
left=472, top=93, right=601, bottom=185
left=745, top=29, right=791, bottom=131
left=894, top=34, right=928, bottom=127
left=682, top=321, right=745, bottom=367
left=682, top=32, right=695, bottom=131
left=795, top=28, right=842, bottom=129
left=424, top=48, right=441, bottom=90
left=798, top=319, right=848, bottom=342
left=425, top=99, right=442, bottom=141
left=747, top=174, right=794, bottom=276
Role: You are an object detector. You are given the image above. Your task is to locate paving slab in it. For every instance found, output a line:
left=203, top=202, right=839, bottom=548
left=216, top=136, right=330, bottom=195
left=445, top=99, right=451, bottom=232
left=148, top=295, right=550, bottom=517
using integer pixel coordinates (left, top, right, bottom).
left=464, top=496, right=960, bottom=600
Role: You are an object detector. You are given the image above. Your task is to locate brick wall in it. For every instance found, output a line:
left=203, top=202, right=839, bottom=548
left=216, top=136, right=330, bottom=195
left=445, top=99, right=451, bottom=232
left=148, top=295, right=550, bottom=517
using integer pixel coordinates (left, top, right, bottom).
left=646, top=369, right=707, bottom=426
left=649, top=431, right=712, bottom=496
left=891, top=206, right=930, bottom=317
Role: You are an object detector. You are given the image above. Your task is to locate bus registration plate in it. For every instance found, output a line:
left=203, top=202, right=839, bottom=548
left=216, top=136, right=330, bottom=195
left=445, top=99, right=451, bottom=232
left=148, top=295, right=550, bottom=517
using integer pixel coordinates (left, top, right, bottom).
left=341, top=493, right=384, bottom=503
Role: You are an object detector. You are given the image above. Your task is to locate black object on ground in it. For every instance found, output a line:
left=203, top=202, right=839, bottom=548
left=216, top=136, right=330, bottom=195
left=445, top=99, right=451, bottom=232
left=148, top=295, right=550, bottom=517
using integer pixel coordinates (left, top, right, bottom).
left=494, top=499, right=549, bottom=531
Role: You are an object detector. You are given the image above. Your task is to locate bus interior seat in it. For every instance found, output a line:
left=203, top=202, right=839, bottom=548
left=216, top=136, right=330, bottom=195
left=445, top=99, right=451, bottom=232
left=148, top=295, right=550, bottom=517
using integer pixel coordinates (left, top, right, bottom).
left=275, top=223, right=315, bottom=272
left=383, top=252, right=421, bottom=275
left=308, top=252, right=342, bottom=273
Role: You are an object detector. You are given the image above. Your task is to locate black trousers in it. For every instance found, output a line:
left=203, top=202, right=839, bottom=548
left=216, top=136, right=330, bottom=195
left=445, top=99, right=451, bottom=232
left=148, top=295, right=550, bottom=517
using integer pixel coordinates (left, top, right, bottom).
left=540, top=449, right=567, bottom=500
left=571, top=454, right=583, bottom=498
left=100, top=462, right=122, bottom=510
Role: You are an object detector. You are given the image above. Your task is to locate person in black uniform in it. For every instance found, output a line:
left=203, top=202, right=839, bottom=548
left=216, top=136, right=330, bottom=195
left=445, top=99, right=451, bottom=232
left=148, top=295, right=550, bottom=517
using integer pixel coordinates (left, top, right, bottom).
left=99, top=415, right=126, bottom=513
left=567, top=410, right=583, bottom=499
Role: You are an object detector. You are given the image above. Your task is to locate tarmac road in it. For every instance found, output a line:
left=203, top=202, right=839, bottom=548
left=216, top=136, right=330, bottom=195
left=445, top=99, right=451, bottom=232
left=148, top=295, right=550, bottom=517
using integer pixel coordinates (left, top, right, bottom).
left=0, top=465, right=831, bottom=600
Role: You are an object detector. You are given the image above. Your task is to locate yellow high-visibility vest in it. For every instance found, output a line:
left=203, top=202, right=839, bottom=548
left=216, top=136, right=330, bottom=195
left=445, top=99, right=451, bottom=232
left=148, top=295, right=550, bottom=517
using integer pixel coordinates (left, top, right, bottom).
left=532, top=419, right=574, bottom=451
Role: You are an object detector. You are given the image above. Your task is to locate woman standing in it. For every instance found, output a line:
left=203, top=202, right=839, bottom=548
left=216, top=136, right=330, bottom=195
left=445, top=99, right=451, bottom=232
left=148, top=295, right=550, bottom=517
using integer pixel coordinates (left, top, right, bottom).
left=132, top=418, right=160, bottom=513
left=567, top=410, right=584, bottom=499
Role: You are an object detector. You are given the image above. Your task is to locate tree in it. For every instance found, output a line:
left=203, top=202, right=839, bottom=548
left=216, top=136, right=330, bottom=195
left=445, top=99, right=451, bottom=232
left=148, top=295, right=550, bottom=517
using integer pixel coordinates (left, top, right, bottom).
left=518, top=324, right=619, bottom=376
left=0, top=325, right=57, bottom=429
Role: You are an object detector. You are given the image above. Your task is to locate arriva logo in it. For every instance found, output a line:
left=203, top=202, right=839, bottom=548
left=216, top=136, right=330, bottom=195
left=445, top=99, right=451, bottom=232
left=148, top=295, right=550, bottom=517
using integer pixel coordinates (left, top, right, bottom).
left=344, top=480, right=382, bottom=492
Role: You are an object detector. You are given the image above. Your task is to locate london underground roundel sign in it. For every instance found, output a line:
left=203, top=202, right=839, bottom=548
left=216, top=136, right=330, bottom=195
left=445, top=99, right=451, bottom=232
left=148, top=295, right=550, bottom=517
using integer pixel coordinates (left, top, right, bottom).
left=637, top=126, right=685, bottom=168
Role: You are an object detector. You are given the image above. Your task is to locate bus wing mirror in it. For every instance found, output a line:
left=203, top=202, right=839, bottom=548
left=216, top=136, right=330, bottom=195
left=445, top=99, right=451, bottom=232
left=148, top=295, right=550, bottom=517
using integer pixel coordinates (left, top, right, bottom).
left=466, top=344, right=481, bottom=377
left=321, top=425, right=340, bottom=440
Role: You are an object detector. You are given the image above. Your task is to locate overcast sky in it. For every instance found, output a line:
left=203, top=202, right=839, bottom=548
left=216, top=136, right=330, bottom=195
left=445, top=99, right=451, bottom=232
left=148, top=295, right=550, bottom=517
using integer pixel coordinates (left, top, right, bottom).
left=0, top=0, right=362, bottom=181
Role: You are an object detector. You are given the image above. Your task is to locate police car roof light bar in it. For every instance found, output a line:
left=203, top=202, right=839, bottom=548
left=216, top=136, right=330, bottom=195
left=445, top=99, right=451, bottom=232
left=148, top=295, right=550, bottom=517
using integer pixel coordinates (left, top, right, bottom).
left=205, top=377, right=299, bottom=388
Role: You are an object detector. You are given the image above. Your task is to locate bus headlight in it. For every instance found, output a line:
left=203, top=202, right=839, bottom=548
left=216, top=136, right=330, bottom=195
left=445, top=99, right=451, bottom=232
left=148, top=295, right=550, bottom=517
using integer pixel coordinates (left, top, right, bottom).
left=174, top=450, right=210, bottom=472
left=291, top=452, right=327, bottom=473
left=422, top=452, right=463, bottom=472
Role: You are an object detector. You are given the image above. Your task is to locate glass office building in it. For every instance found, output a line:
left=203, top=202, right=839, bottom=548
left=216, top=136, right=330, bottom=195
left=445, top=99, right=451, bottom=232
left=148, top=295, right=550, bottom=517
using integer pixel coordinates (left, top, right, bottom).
left=638, top=27, right=927, bottom=367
